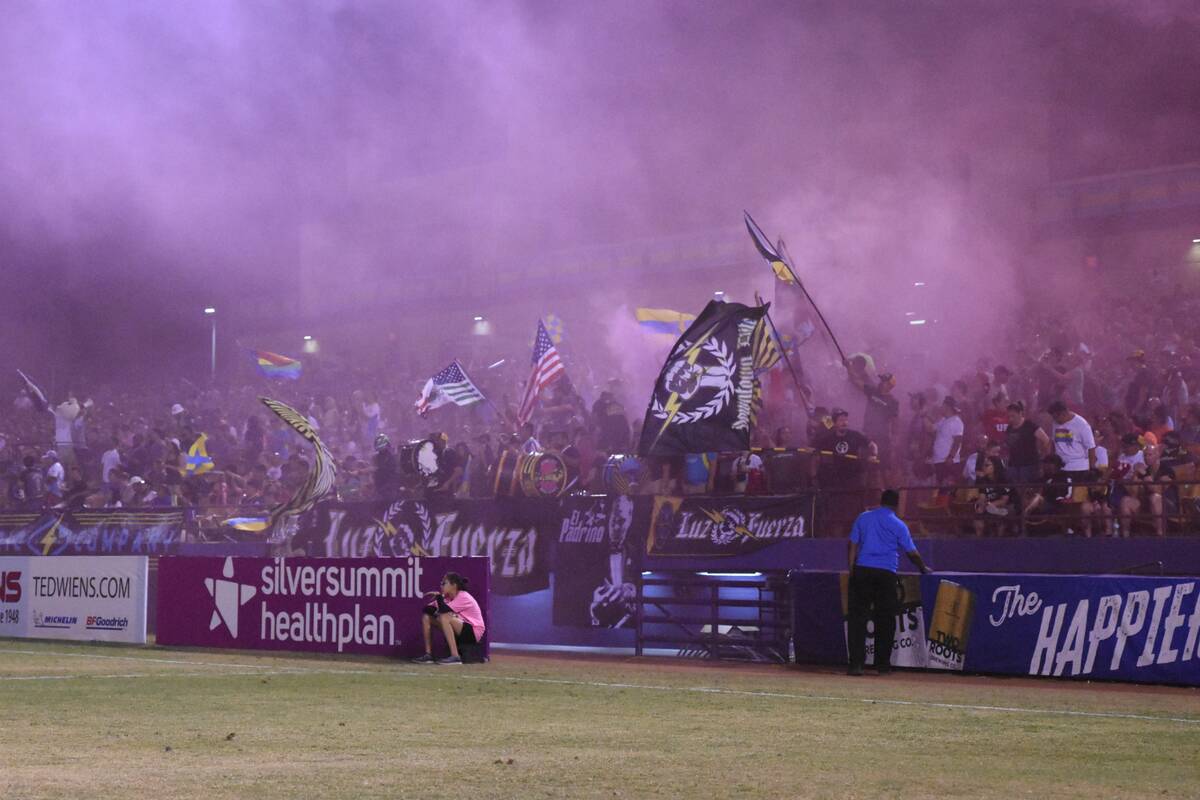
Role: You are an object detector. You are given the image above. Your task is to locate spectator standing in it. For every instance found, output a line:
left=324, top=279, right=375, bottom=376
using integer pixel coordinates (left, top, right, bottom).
left=1048, top=400, right=1096, bottom=484
left=1005, top=401, right=1050, bottom=485
left=927, top=397, right=964, bottom=488
left=845, top=489, right=930, bottom=676
left=812, top=409, right=874, bottom=490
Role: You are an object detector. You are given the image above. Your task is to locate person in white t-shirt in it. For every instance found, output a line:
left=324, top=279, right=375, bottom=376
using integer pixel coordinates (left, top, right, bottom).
left=1114, top=433, right=1161, bottom=537
left=101, top=439, right=123, bottom=486
left=1048, top=400, right=1096, bottom=480
left=927, top=397, right=964, bottom=488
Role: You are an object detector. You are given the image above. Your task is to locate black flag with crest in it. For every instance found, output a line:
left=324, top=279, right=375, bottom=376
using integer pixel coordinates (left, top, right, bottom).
left=637, top=300, right=770, bottom=457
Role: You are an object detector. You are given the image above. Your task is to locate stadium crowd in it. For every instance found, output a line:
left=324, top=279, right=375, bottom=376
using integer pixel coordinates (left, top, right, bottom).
left=2, top=277, right=1198, bottom=538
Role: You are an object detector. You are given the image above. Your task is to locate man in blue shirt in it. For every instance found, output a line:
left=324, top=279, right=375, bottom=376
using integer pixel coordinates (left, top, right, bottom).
left=847, top=489, right=930, bottom=676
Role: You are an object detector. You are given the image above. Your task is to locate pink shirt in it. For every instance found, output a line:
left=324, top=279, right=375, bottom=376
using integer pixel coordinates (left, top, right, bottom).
left=429, top=590, right=485, bottom=639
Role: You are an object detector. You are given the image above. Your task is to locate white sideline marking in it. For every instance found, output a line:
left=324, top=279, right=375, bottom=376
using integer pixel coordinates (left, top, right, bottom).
left=387, top=670, right=1200, bottom=727
left=0, top=668, right=374, bottom=682
left=0, top=647, right=296, bottom=671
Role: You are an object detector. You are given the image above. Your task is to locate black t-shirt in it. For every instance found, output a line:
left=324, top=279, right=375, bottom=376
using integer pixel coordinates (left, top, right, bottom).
left=1006, top=419, right=1041, bottom=468
left=1124, top=368, right=1156, bottom=414
left=813, top=429, right=869, bottom=483
left=862, top=386, right=899, bottom=439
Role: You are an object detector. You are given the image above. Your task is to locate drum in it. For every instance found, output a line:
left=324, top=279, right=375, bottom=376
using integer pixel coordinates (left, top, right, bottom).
left=602, top=454, right=645, bottom=495
left=492, top=451, right=524, bottom=497
left=520, top=452, right=569, bottom=497
left=399, top=439, right=440, bottom=486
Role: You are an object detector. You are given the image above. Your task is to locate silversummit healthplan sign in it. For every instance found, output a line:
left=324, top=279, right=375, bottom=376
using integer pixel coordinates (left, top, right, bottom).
left=155, top=556, right=489, bottom=658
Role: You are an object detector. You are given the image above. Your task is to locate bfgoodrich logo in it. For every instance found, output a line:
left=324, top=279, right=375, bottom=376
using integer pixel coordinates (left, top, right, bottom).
left=206, top=557, right=257, bottom=638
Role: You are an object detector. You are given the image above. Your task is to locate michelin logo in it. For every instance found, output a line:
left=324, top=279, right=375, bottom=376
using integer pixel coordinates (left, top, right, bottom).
left=206, top=557, right=257, bottom=638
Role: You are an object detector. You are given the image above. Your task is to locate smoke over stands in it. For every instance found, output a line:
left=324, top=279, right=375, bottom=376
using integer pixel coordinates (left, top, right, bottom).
left=1, top=2, right=1199, bottom=402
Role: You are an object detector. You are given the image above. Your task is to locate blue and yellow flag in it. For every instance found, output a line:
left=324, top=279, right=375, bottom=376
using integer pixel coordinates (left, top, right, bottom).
left=635, top=307, right=697, bottom=336
left=185, top=433, right=214, bottom=475
left=543, top=313, right=565, bottom=345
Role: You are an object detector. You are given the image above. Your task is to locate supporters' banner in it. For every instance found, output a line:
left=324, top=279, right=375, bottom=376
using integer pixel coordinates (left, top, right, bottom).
left=156, top=556, right=488, bottom=658
left=638, top=300, right=769, bottom=457
left=552, top=496, right=644, bottom=629
left=791, top=571, right=1200, bottom=687
left=300, top=499, right=552, bottom=595
left=646, top=495, right=812, bottom=557
left=0, top=556, right=148, bottom=643
left=0, top=510, right=187, bottom=556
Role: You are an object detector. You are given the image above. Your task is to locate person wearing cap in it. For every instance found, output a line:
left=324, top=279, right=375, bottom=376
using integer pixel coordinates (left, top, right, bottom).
left=811, top=408, right=875, bottom=490
left=926, top=396, right=964, bottom=489
left=846, top=489, right=931, bottom=676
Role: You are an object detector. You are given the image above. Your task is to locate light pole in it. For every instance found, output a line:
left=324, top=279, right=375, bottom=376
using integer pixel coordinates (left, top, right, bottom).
left=204, top=307, right=217, bottom=382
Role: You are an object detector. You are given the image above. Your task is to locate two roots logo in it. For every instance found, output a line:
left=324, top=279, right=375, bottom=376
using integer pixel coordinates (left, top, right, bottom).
left=206, top=557, right=257, bottom=638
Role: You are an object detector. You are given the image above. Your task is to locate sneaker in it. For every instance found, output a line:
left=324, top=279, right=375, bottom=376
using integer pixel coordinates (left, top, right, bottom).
left=410, top=653, right=435, bottom=664
left=436, top=655, right=463, bottom=666
left=847, top=665, right=864, bottom=676
left=875, top=666, right=892, bottom=675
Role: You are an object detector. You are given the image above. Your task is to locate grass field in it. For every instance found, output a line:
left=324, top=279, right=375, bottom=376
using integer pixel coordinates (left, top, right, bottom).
left=1, top=641, right=1197, bottom=799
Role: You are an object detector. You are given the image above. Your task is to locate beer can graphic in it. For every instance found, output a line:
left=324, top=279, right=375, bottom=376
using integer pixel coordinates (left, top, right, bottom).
left=927, top=580, right=976, bottom=671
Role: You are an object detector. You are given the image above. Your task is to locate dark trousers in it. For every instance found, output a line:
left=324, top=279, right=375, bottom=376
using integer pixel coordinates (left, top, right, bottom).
left=847, top=566, right=898, bottom=669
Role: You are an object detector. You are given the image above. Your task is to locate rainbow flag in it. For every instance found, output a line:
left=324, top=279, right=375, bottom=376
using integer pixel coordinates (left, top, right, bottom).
left=635, top=307, right=696, bottom=336
left=254, top=350, right=302, bottom=380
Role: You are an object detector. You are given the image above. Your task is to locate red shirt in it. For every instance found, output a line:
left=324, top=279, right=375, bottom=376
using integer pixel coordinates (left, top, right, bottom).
left=980, top=409, right=1008, bottom=444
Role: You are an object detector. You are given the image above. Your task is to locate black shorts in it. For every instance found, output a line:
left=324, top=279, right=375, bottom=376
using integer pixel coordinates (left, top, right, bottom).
left=456, top=622, right=477, bottom=646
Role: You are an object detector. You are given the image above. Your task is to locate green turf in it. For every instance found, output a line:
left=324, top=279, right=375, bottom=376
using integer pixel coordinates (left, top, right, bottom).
left=0, top=640, right=1197, bottom=799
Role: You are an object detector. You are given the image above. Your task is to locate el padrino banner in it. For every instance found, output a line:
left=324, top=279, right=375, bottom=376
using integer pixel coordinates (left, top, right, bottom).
left=0, top=556, right=148, bottom=644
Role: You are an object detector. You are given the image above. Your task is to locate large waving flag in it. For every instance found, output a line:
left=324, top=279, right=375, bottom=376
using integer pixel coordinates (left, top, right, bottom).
left=517, top=320, right=565, bottom=426
left=253, top=350, right=302, bottom=380
left=637, top=301, right=769, bottom=456
left=416, top=360, right=485, bottom=416
left=185, top=433, right=215, bottom=475
left=16, top=369, right=49, bottom=413
left=227, top=397, right=335, bottom=534
left=635, top=307, right=697, bottom=336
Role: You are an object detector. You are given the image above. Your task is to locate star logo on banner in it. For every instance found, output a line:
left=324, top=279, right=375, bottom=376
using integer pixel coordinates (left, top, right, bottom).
left=205, top=557, right=257, bottom=639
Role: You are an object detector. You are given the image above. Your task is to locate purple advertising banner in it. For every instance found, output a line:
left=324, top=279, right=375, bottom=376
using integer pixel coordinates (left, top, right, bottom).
left=156, top=556, right=489, bottom=659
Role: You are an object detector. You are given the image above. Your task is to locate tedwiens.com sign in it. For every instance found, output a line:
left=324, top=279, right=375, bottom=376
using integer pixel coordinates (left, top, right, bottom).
left=0, top=556, right=148, bottom=644
left=156, top=556, right=489, bottom=658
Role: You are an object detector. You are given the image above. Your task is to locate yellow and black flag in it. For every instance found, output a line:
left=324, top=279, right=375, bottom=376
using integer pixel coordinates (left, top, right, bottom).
left=226, top=397, right=336, bottom=533
left=637, top=300, right=769, bottom=457
left=744, top=211, right=798, bottom=285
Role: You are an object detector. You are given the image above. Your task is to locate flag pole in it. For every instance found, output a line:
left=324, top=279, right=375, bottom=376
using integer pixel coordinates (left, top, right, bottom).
left=777, top=238, right=849, bottom=366
left=756, top=296, right=814, bottom=414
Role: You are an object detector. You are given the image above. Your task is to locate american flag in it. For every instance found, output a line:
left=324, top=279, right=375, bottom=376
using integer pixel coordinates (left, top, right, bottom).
left=516, top=320, right=565, bottom=425
left=415, top=360, right=485, bottom=416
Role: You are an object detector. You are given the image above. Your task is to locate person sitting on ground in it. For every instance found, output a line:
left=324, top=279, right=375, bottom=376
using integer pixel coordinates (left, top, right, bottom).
left=413, top=572, right=486, bottom=665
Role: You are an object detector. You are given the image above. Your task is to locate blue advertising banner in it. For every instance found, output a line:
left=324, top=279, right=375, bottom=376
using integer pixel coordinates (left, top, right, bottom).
left=924, top=573, right=1200, bottom=686
left=0, top=510, right=187, bottom=556
left=791, top=570, right=1200, bottom=687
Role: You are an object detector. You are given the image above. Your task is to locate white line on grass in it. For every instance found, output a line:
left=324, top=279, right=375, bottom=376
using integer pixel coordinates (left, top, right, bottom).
left=0, top=647, right=299, bottom=671
left=0, top=668, right=374, bottom=682
left=385, top=670, right=1200, bottom=727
